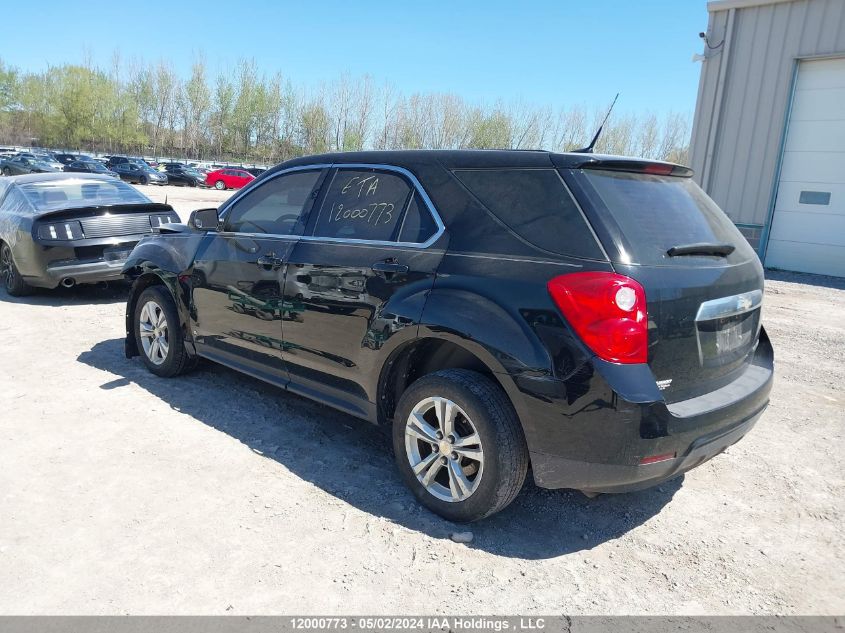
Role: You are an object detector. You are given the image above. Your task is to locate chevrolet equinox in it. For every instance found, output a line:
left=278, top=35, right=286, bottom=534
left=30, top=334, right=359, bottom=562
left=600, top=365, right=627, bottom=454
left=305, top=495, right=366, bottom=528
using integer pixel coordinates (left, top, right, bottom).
left=123, top=150, right=773, bottom=522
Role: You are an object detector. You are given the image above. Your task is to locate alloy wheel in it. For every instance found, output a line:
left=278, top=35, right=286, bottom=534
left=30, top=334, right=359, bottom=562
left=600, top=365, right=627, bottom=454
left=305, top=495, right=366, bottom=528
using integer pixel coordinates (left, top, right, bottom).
left=138, top=300, right=169, bottom=365
left=1, top=245, right=12, bottom=289
left=404, top=396, right=484, bottom=503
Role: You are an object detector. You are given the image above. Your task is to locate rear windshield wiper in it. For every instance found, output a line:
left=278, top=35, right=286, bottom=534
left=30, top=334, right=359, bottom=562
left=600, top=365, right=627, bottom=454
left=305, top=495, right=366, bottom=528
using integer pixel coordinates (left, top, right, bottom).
left=666, top=242, right=735, bottom=257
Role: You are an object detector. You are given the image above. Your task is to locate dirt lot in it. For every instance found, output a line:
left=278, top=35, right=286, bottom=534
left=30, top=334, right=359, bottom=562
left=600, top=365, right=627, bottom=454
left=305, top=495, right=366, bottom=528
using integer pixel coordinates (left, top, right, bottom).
left=0, top=185, right=843, bottom=615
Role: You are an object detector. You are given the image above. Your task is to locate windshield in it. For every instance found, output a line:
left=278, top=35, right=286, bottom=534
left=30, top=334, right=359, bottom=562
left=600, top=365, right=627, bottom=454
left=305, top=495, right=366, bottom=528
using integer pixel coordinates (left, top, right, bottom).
left=573, top=169, right=756, bottom=265
left=84, top=162, right=108, bottom=172
left=19, top=178, right=152, bottom=211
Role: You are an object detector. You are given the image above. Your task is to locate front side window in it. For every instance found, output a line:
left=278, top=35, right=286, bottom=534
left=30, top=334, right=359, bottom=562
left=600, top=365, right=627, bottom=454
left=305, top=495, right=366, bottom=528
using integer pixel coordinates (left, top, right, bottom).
left=224, top=170, right=322, bottom=235
left=313, top=169, right=412, bottom=242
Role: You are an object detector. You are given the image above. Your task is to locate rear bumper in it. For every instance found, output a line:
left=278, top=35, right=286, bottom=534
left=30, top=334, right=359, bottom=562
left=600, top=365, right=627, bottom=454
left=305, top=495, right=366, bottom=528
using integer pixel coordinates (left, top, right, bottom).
left=530, top=405, right=764, bottom=492
left=40, top=258, right=130, bottom=286
left=515, top=328, right=774, bottom=492
left=20, top=237, right=143, bottom=288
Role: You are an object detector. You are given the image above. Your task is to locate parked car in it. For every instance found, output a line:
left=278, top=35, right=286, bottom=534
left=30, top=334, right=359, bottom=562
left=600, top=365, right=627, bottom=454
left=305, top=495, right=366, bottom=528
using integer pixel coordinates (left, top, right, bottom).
left=30, top=153, right=65, bottom=171
left=1, top=155, right=60, bottom=176
left=113, top=162, right=168, bottom=186
left=163, top=164, right=206, bottom=187
left=54, top=153, right=93, bottom=166
left=106, top=155, right=145, bottom=170
left=63, top=159, right=120, bottom=178
left=121, top=150, right=773, bottom=522
left=205, top=168, right=254, bottom=190
left=0, top=173, right=178, bottom=295
left=245, top=167, right=266, bottom=177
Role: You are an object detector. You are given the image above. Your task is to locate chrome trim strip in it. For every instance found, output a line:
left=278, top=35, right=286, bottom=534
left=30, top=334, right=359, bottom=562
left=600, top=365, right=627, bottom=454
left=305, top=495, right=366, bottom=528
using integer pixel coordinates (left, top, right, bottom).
left=695, top=289, right=763, bottom=322
left=445, top=251, right=582, bottom=267
left=216, top=162, right=446, bottom=250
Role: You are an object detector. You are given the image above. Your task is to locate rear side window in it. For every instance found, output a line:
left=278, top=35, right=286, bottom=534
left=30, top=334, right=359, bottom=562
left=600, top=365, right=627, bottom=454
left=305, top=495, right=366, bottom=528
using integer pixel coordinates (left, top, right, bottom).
left=453, top=168, right=604, bottom=260
left=575, top=169, right=753, bottom=265
left=398, top=194, right=438, bottom=244
left=313, top=169, right=412, bottom=242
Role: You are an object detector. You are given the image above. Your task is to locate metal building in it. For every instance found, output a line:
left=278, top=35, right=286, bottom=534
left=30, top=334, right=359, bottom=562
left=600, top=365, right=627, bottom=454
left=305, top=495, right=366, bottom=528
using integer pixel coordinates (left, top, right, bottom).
left=690, top=0, right=845, bottom=277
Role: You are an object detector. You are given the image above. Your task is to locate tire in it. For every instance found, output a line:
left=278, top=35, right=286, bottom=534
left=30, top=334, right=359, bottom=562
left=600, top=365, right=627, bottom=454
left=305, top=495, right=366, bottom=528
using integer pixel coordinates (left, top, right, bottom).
left=1, top=242, right=33, bottom=297
left=1, top=167, right=10, bottom=176
left=133, top=285, right=195, bottom=377
left=140, top=176, right=148, bottom=185
left=214, top=180, right=225, bottom=190
left=392, top=369, right=528, bottom=522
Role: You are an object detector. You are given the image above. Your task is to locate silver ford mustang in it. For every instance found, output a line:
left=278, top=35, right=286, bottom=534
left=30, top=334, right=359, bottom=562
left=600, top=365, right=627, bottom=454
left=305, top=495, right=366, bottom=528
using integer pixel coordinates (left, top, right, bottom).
left=0, top=173, right=179, bottom=295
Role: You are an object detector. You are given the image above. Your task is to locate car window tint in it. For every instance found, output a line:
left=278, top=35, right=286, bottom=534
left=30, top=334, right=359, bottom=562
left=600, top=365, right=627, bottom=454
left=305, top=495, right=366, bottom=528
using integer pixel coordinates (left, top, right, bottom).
left=398, top=194, right=438, bottom=243
left=224, top=170, right=322, bottom=235
left=453, top=168, right=604, bottom=260
left=19, top=179, right=151, bottom=211
left=576, top=169, right=755, bottom=265
left=313, top=169, right=412, bottom=242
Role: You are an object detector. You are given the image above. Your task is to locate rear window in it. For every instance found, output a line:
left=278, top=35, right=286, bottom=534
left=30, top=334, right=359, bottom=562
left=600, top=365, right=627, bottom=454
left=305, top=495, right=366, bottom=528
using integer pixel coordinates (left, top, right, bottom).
left=19, top=179, right=151, bottom=211
left=576, top=169, right=751, bottom=265
left=452, top=168, right=603, bottom=260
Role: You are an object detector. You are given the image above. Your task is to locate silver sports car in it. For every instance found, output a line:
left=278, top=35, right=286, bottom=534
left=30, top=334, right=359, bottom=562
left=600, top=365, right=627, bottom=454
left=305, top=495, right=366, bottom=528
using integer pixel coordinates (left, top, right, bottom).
left=0, top=173, right=179, bottom=295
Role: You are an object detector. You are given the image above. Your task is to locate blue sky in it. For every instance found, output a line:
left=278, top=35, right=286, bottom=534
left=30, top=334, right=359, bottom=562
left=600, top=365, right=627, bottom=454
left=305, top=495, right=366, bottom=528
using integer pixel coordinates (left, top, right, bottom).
left=3, top=1, right=709, bottom=116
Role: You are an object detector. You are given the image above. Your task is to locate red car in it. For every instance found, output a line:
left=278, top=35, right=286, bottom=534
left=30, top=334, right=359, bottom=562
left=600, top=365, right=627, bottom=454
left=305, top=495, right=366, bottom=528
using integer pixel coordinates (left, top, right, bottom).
left=205, top=168, right=255, bottom=190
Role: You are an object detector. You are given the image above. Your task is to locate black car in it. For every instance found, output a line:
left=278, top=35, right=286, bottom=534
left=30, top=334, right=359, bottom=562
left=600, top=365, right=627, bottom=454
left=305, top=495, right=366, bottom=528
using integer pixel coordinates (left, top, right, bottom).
left=163, top=164, right=206, bottom=187
left=122, top=150, right=773, bottom=522
left=0, top=173, right=179, bottom=294
left=54, top=153, right=93, bottom=166
left=1, top=155, right=60, bottom=176
left=106, top=155, right=146, bottom=170
left=112, top=162, right=168, bottom=186
left=63, top=160, right=120, bottom=178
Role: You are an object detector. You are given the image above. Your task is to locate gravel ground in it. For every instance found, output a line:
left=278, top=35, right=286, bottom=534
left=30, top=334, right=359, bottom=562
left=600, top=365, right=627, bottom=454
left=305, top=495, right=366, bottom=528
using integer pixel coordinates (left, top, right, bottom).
left=0, top=185, right=843, bottom=614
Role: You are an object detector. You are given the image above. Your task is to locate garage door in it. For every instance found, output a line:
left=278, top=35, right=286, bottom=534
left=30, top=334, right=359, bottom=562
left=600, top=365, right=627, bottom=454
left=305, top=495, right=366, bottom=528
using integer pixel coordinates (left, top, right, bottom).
left=766, top=56, right=845, bottom=277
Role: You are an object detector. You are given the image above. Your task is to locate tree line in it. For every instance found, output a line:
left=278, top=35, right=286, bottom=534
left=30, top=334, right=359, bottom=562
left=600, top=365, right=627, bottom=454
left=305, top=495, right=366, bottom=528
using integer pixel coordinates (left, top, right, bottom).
left=0, top=56, right=691, bottom=165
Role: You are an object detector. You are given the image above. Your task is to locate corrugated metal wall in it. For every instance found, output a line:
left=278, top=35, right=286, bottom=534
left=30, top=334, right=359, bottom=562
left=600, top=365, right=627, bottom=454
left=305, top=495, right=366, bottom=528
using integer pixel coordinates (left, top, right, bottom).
left=689, top=0, right=845, bottom=235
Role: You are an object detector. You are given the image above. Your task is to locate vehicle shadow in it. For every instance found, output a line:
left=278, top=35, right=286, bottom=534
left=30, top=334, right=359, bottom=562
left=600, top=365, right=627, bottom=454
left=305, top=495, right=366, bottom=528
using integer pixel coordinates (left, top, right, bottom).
left=78, top=337, right=681, bottom=560
left=0, top=282, right=130, bottom=307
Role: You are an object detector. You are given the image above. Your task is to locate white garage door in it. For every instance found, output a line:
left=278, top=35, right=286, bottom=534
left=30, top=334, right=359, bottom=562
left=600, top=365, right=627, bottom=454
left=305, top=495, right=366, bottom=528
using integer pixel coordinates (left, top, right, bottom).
left=766, top=56, right=845, bottom=277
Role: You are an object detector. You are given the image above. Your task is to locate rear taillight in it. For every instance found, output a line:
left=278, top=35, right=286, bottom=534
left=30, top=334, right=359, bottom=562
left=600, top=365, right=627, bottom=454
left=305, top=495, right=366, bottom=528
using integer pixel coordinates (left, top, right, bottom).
left=547, top=272, right=648, bottom=364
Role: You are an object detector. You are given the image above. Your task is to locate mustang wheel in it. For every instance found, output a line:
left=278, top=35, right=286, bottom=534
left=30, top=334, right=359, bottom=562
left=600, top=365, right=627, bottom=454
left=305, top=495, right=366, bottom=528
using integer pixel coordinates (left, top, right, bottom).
left=1, top=242, right=33, bottom=297
left=134, top=285, right=195, bottom=377
left=393, top=369, right=528, bottom=522
left=214, top=180, right=225, bottom=190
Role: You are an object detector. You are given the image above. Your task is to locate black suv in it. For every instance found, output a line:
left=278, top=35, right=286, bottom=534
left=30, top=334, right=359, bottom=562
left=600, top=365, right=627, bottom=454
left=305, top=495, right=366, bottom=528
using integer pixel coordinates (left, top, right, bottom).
left=122, top=150, right=773, bottom=522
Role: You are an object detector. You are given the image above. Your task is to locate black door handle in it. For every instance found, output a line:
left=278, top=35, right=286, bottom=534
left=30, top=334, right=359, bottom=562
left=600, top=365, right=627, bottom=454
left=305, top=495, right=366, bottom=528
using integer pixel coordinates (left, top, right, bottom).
left=256, top=254, right=283, bottom=269
left=371, top=261, right=409, bottom=275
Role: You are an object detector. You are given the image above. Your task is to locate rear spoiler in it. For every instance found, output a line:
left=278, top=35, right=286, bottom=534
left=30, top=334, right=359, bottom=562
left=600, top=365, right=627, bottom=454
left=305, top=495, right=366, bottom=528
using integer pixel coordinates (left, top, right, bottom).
left=34, top=202, right=176, bottom=222
left=552, top=154, right=694, bottom=178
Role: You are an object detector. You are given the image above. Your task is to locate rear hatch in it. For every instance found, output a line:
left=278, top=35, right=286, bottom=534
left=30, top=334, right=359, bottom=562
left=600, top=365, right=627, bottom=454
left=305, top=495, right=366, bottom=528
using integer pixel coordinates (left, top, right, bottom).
left=563, top=165, right=764, bottom=404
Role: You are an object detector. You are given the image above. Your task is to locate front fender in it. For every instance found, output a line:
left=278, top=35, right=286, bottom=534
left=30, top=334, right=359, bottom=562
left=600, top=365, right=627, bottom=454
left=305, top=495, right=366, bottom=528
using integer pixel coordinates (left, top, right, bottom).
left=123, top=234, right=207, bottom=359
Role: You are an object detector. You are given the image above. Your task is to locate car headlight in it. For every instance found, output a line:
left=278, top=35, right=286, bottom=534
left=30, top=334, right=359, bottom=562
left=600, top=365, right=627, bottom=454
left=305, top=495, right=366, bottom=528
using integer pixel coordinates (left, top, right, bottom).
left=36, top=220, right=84, bottom=241
left=149, top=213, right=180, bottom=228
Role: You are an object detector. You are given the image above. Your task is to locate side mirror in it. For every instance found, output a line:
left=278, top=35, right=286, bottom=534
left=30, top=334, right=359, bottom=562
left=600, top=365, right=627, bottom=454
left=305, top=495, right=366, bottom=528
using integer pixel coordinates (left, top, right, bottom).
left=189, top=208, right=221, bottom=231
